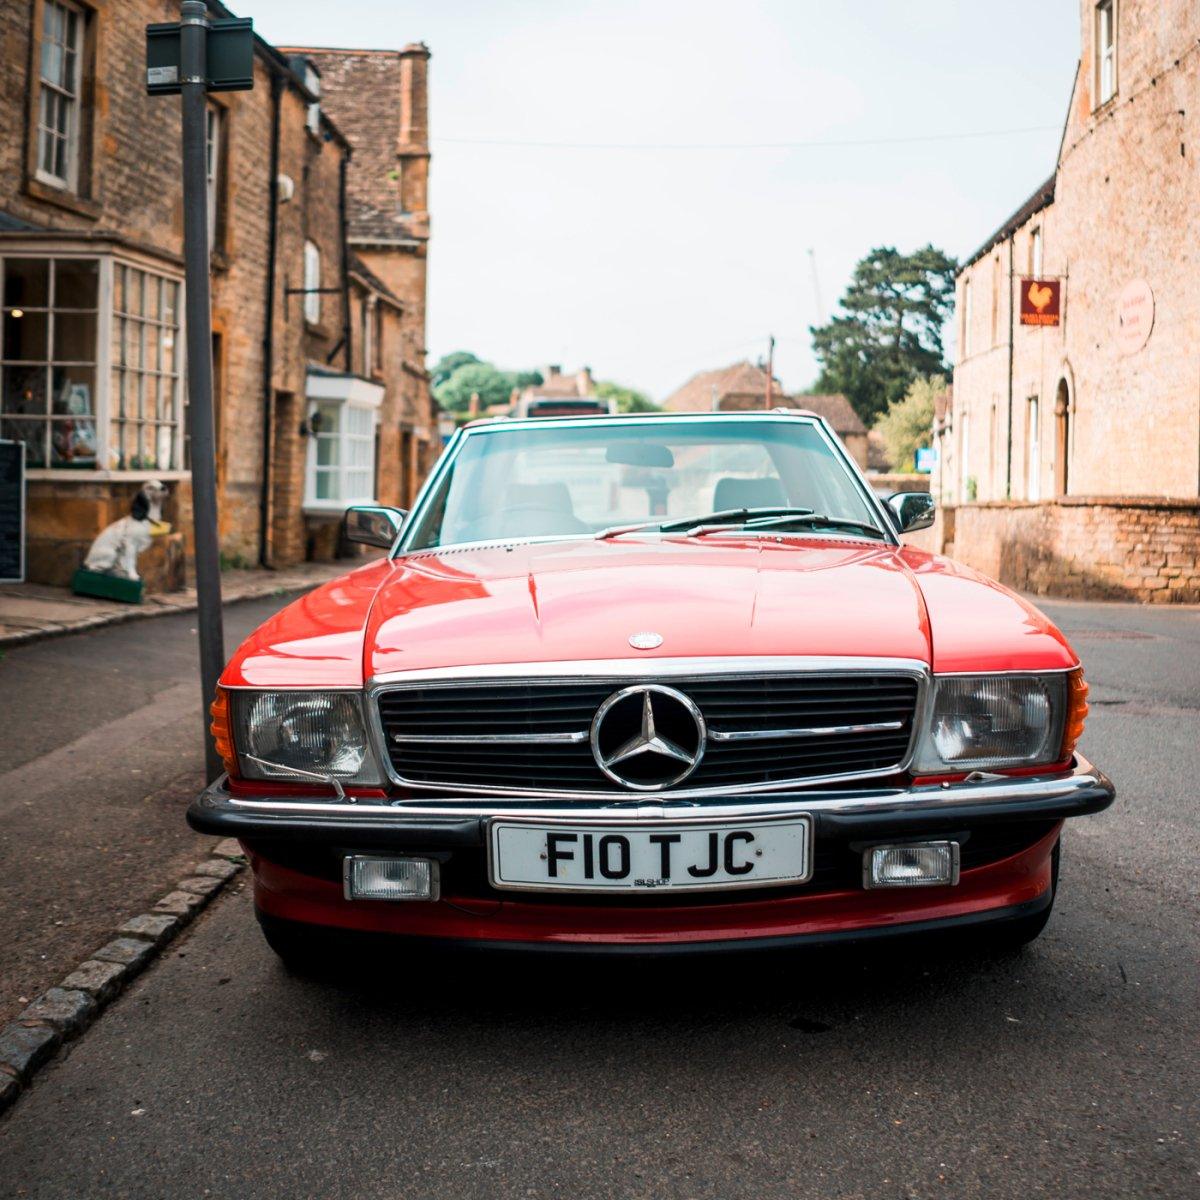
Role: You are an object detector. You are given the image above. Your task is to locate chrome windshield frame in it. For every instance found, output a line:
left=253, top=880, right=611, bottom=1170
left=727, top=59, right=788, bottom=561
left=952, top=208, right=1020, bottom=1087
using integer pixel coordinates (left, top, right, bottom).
left=391, top=412, right=901, bottom=558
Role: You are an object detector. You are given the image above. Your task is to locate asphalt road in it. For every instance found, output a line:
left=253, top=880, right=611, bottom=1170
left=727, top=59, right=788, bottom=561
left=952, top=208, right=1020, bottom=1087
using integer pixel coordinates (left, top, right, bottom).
left=1, top=596, right=1198, bottom=1198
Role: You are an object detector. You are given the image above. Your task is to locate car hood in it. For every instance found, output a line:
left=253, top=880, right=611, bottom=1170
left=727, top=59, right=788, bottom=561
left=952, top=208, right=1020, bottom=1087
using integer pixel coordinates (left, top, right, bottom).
left=221, top=537, right=1077, bottom=690
left=365, top=537, right=933, bottom=677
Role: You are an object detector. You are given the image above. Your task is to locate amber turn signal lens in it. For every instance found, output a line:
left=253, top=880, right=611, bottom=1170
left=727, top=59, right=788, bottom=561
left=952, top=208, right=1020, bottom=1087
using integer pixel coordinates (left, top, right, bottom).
left=209, top=688, right=239, bottom=779
left=1060, top=668, right=1089, bottom=761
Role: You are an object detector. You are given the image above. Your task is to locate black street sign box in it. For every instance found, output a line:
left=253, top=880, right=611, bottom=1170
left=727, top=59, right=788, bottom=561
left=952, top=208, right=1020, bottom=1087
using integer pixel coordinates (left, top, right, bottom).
left=146, top=17, right=254, bottom=94
left=0, top=440, right=25, bottom=583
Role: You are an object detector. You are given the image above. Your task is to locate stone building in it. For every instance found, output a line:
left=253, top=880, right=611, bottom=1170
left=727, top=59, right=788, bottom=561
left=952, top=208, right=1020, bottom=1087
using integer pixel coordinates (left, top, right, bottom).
left=0, top=1, right=437, bottom=586
left=284, top=44, right=439, bottom=512
left=662, top=361, right=869, bottom=469
left=944, top=0, right=1200, bottom=601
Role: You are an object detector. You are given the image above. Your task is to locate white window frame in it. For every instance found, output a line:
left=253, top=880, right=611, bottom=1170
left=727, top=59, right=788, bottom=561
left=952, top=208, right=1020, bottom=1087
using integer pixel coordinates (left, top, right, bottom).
left=960, top=278, right=972, bottom=359
left=361, top=295, right=377, bottom=376
left=1096, top=0, right=1117, bottom=107
left=36, top=0, right=85, bottom=192
left=1027, top=395, right=1041, bottom=501
left=303, top=373, right=384, bottom=514
left=959, top=410, right=971, bottom=503
left=0, top=247, right=187, bottom=481
left=304, top=62, right=321, bottom=136
left=1029, top=226, right=1043, bottom=277
left=303, top=240, right=321, bottom=326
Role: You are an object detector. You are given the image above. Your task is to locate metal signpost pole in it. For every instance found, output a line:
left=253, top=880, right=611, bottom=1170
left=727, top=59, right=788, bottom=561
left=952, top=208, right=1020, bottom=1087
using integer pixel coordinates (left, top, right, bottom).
left=179, top=1, right=225, bottom=781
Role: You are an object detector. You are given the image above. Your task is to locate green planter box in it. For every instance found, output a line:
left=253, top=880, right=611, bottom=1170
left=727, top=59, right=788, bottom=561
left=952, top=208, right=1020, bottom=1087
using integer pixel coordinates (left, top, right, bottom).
left=71, top=569, right=144, bottom=604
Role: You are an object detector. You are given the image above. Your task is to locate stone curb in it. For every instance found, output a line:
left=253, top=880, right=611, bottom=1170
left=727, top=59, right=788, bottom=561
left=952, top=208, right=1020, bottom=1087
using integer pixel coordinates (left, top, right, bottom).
left=0, top=576, right=326, bottom=651
left=0, top=844, right=247, bottom=1114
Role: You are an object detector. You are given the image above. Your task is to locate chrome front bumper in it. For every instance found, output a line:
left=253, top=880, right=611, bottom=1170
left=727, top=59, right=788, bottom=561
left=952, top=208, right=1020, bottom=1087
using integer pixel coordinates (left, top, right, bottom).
left=188, top=756, right=1115, bottom=846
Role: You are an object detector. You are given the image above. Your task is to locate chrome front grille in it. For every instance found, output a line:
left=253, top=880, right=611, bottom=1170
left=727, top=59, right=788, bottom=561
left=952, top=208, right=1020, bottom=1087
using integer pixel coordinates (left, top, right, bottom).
left=375, top=669, right=922, bottom=797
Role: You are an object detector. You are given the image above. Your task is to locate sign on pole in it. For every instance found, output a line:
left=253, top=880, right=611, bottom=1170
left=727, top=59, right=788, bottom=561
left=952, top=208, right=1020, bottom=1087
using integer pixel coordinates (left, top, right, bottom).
left=146, top=4, right=254, bottom=781
left=1019, top=278, right=1062, bottom=327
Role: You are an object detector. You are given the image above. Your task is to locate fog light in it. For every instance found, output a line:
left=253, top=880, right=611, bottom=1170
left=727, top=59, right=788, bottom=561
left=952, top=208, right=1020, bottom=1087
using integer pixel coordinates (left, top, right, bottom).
left=343, top=856, right=439, bottom=902
left=864, top=842, right=960, bottom=889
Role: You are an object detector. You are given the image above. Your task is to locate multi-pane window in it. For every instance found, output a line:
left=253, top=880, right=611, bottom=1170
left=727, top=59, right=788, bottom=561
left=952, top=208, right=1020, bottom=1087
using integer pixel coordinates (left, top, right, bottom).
left=37, top=0, right=84, bottom=190
left=205, top=105, right=223, bottom=253
left=304, top=62, right=321, bottom=135
left=303, top=241, right=321, bottom=325
left=111, top=264, right=183, bottom=470
left=960, top=279, right=972, bottom=358
left=1, top=257, right=98, bottom=468
left=1096, top=1, right=1117, bottom=105
left=311, top=401, right=376, bottom=504
left=361, top=296, right=383, bottom=376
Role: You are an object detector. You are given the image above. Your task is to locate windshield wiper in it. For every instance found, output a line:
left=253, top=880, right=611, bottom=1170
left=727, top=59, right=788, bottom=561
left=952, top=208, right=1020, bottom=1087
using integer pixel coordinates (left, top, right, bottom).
left=593, top=507, right=811, bottom=540
left=658, top=506, right=815, bottom=533
left=594, top=519, right=665, bottom=540
left=724, top=512, right=888, bottom=540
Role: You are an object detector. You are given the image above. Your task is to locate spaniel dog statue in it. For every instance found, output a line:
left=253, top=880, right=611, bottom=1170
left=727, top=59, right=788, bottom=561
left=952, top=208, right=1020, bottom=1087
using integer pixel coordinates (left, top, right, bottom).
left=83, top=480, right=169, bottom=581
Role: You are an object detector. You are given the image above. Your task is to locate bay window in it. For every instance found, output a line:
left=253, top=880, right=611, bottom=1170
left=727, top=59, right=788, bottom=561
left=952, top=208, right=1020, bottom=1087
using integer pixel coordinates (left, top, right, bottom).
left=0, top=253, right=184, bottom=474
left=111, top=263, right=183, bottom=470
left=304, top=372, right=383, bottom=512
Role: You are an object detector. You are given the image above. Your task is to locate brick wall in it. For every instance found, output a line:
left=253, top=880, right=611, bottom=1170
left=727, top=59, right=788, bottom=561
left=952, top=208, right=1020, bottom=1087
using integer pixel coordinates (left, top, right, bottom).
left=950, top=0, right=1200, bottom=509
left=945, top=499, right=1200, bottom=603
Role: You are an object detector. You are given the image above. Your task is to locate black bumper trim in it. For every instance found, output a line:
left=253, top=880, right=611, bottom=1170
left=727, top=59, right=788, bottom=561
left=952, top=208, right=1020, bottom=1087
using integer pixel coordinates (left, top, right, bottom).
left=188, top=762, right=1114, bottom=848
left=256, top=890, right=1054, bottom=958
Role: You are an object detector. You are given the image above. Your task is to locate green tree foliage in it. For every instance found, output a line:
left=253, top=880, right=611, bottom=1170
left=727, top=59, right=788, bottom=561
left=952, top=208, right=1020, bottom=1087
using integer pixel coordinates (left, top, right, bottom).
left=595, top=380, right=660, bottom=413
left=810, top=245, right=957, bottom=424
left=435, top=361, right=516, bottom=414
left=874, top=374, right=943, bottom=473
left=431, top=350, right=480, bottom=389
left=433, top=358, right=548, bottom=415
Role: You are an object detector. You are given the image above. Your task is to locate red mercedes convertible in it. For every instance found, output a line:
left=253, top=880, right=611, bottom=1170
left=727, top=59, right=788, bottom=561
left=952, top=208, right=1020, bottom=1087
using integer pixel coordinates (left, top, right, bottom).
left=190, top=411, right=1113, bottom=961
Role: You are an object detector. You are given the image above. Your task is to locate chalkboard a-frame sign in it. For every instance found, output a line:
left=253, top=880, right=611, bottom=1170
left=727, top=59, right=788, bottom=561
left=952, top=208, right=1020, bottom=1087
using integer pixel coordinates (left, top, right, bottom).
left=0, top=439, right=26, bottom=583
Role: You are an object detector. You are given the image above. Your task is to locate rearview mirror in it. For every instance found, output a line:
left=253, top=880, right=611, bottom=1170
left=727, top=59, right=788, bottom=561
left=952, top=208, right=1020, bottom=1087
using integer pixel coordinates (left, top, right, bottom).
left=886, top=491, right=935, bottom=534
left=344, top=505, right=407, bottom=549
left=605, top=441, right=675, bottom=469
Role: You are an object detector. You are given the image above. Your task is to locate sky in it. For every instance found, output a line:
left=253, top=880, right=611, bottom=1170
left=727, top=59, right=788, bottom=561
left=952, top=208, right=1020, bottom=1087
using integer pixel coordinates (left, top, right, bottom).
left=243, top=0, right=1081, bottom=401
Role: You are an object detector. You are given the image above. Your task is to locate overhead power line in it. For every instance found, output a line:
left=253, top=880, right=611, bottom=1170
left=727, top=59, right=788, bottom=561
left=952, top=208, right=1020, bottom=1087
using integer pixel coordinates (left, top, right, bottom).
left=431, top=124, right=1061, bottom=152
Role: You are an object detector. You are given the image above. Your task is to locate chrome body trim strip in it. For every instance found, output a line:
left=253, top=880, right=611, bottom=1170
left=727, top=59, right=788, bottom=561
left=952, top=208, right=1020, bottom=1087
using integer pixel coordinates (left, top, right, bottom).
left=365, top=656, right=930, bottom=799
left=708, top=719, right=905, bottom=743
left=203, top=755, right=1109, bottom=822
left=368, top=655, right=930, bottom=686
left=390, top=730, right=589, bottom=746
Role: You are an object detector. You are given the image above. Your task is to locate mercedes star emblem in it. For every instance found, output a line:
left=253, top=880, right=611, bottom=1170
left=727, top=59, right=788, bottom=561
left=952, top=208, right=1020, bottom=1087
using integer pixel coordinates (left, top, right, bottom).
left=628, top=631, right=663, bottom=650
left=590, top=684, right=706, bottom=790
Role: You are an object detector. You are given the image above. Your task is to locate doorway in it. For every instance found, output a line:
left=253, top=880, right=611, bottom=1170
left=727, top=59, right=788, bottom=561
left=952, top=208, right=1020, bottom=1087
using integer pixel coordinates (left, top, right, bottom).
left=1054, top=379, right=1070, bottom=496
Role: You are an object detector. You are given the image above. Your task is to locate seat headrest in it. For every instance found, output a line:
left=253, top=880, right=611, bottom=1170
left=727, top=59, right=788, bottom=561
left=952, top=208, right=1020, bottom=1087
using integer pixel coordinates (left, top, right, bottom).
left=504, top=482, right=575, bottom=512
left=712, top=476, right=788, bottom=512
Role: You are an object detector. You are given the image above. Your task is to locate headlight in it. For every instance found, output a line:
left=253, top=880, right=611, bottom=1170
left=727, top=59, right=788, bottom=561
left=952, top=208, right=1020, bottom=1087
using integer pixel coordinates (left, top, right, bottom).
left=230, top=691, right=381, bottom=786
left=914, top=673, right=1071, bottom=772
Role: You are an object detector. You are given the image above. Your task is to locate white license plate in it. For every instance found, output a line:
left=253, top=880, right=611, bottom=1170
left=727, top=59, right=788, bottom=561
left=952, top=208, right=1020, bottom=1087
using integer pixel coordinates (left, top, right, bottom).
left=487, top=817, right=812, bottom=894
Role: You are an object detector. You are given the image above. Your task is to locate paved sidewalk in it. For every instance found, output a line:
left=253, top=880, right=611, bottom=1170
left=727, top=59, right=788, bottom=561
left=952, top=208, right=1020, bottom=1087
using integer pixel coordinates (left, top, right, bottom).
left=0, top=561, right=351, bottom=647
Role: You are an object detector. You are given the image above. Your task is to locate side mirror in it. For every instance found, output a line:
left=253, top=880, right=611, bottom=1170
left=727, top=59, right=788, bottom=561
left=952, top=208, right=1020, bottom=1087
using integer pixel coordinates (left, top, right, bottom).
left=344, top=505, right=407, bottom=550
left=886, top=491, right=935, bottom=533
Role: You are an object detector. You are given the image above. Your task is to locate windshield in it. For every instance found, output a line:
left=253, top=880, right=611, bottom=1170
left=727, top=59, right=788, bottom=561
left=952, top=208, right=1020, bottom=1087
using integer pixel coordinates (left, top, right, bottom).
left=404, top=418, right=883, bottom=550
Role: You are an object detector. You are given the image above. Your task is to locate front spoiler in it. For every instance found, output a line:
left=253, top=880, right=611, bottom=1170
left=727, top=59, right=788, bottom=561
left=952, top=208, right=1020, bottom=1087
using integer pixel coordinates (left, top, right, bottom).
left=188, top=756, right=1114, bottom=847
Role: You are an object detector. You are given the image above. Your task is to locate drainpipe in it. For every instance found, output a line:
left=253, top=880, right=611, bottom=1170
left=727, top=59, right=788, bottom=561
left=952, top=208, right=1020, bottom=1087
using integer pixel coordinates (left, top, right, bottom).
left=339, top=152, right=352, bottom=373
left=258, top=70, right=284, bottom=569
left=1005, top=237, right=1015, bottom=499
